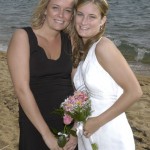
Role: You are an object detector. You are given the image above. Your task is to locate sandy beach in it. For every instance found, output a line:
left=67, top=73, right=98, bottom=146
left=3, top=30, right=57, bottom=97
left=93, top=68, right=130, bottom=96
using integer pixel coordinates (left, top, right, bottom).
left=0, top=51, right=150, bottom=150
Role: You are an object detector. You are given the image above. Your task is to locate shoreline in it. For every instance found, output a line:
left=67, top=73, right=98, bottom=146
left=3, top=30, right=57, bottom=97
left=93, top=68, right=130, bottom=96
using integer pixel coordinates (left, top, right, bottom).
left=0, top=51, right=150, bottom=150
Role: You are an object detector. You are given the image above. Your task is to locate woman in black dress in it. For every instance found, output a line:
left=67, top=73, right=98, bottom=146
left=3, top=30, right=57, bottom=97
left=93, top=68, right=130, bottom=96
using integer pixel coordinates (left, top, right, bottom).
left=7, top=0, right=77, bottom=149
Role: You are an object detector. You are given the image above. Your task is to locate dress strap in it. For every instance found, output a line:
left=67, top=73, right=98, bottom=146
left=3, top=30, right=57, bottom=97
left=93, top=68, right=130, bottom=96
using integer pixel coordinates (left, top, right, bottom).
left=22, top=27, right=38, bottom=54
left=61, top=31, right=72, bottom=55
left=95, top=37, right=102, bottom=45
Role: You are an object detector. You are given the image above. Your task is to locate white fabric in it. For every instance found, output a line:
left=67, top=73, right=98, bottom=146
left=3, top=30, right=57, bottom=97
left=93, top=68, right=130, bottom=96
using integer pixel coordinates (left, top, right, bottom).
left=73, top=39, right=135, bottom=150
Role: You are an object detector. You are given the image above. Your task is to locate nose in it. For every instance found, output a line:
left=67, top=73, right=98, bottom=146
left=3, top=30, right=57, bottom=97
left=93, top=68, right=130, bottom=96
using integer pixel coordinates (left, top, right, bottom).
left=81, top=16, right=88, bottom=25
left=58, top=9, right=64, bottom=18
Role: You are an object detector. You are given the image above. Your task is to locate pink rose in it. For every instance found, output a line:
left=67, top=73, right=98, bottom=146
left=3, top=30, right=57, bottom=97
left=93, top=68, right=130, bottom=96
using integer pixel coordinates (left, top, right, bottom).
left=63, top=114, right=73, bottom=125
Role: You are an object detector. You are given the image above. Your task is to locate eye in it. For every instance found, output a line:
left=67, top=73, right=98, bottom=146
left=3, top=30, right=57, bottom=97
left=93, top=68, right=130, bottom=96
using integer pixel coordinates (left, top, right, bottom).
left=89, top=15, right=96, bottom=19
left=65, top=9, right=73, bottom=13
left=52, top=6, right=59, bottom=10
left=51, top=5, right=59, bottom=10
left=76, top=12, right=83, bottom=16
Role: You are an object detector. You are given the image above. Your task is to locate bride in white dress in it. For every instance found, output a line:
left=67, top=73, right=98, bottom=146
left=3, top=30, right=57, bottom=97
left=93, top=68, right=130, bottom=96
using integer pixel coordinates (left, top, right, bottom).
left=71, top=0, right=142, bottom=149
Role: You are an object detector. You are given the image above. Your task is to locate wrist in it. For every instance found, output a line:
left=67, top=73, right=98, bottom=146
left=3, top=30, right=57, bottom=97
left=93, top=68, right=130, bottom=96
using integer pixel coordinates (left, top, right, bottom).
left=41, top=126, right=54, bottom=139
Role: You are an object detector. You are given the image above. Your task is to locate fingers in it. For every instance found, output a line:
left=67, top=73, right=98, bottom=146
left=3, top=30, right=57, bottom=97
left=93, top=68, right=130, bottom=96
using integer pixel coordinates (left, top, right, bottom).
left=50, top=145, right=62, bottom=150
left=63, top=146, right=76, bottom=150
left=63, top=143, right=77, bottom=150
left=63, top=135, right=77, bottom=150
left=83, top=130, right=91, bottom=138
left=52, top=147, right=63, bottom=150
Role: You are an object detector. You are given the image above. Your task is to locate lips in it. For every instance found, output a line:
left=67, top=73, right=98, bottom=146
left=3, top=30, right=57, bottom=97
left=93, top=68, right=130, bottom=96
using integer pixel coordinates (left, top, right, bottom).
left=54, top=19, right=64, bottom=24
left=80, top=26, right=89, bottom=30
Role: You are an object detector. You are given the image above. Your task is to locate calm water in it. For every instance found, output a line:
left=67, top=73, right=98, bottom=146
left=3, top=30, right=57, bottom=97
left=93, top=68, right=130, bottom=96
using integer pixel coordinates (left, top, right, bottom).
left=0, top=0, right=150, bottom=74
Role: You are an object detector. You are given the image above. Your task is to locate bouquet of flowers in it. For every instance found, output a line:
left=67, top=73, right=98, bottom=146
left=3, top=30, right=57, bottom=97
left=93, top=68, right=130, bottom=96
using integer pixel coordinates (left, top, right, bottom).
left=51, top=108, right=76, bottom=148
left=59, top=91, right=98, bottom=150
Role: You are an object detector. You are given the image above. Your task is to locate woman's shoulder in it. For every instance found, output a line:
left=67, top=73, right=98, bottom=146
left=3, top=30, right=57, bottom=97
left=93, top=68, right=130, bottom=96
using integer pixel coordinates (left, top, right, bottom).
left=12, top=28, right=29, bottom=40
left=96, top=37, right=118, bottom=54
left=95, top=36, right=122, bottom=64
left=7, top=28, right=30, bottom=53
left=98, top=37, right=115, bottom=48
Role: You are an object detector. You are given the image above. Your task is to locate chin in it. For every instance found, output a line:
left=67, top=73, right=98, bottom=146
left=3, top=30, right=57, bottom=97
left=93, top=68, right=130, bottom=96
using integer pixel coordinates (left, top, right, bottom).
left=53, top=26, right=66, bottom=31
left=79, top=33, right=88, bottom=38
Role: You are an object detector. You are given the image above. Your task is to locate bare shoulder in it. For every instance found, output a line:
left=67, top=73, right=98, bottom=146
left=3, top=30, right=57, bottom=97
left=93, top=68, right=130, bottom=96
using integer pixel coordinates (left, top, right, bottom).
left=7, top=28, right=30, bottom=57
left=95, top=37, right=122, bottom=60
left=8, top=28, right=29, bottom=50
left=96, top=37, right=118, bottom=53
left=11, top=28, right=28, bottom=40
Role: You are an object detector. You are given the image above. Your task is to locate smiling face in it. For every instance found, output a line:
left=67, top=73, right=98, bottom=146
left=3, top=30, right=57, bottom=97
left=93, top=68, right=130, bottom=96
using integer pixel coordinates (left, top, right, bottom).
left=75, top=2, right=106, bottom=43
left=45, top=0, right=74, bottom=31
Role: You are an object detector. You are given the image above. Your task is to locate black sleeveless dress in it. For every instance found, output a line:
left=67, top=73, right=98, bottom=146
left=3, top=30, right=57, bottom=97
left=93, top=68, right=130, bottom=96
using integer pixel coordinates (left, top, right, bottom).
left=19, top=27, right=75, bottom=150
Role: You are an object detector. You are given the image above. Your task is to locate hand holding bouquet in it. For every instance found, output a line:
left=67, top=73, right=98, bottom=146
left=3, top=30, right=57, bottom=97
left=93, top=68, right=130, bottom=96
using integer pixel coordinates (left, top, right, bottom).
left=60, top=91, right=98, bottom=150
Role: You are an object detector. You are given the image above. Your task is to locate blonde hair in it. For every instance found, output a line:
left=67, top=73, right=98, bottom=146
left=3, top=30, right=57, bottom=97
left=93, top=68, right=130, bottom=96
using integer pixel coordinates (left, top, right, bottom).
left=31, top=0, right=76, bottom=32
left=72, top=0, right=109, bottom=68
left=31, top=0, right=50, bottom=29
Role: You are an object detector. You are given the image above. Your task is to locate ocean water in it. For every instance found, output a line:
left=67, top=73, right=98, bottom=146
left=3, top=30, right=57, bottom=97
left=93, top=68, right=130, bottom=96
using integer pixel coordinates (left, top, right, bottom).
left=0, top=0, right=150, bottom=74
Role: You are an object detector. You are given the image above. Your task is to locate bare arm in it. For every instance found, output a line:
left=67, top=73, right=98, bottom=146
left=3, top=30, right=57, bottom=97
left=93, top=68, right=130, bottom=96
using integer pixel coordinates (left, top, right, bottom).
left=7, top=29, right=62, bottom=149
left=84, top=37, right=142, bottom=137
left=71, top=68, right=77, bottom=80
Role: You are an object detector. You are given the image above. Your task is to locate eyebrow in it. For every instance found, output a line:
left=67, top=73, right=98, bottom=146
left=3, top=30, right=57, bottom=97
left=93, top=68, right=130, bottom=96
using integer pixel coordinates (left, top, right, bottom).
left=77, top=11, right=97, bottom=16
left=51, top=4, right=73, bottom=9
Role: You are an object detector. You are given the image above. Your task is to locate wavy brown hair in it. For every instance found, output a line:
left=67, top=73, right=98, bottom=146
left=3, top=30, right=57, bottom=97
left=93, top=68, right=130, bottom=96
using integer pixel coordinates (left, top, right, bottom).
left=72, top=0, right=109, bottom=68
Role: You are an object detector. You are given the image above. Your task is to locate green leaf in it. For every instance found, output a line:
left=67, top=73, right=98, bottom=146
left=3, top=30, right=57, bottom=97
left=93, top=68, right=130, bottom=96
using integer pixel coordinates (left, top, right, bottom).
left=50, top=127, right=59, bottom=136
left=70, top=129, right=77, bottom=137
left=91, top=143, right=98, bottom=150
left=51, top=108, right=64, bottom=116
left=57, top=135, right=67, bottom=148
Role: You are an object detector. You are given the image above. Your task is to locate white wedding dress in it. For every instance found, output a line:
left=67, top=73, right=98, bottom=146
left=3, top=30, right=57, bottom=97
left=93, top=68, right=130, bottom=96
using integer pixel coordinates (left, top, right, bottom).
left=73, top=39, right=135, bottom=150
